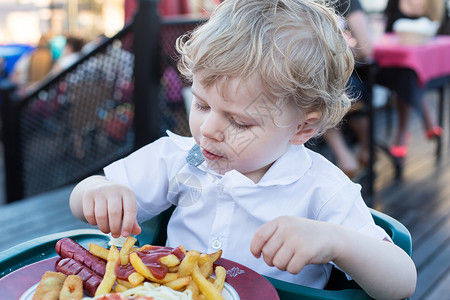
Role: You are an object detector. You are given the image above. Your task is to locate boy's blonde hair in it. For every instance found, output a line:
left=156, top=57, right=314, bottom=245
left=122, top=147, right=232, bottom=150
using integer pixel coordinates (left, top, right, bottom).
left=177, top=0, right=354, bottom=135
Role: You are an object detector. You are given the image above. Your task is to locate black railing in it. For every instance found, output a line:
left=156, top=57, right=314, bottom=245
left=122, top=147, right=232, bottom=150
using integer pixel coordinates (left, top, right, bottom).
left=1, top=0, right=205, bottom=202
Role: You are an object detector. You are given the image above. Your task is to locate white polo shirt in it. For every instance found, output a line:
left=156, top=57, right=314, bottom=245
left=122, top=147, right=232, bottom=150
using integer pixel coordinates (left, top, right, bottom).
left=104, top=131, right=389, bottom=289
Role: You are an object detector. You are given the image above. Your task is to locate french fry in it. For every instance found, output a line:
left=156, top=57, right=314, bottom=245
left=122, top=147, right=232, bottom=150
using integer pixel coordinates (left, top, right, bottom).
left=163, top=276, right=192, bottom=290
left=113, top=284, right=129, bottom=293
left=116, top=278, right=135, bottom=289
left=139, top=244, right=154, bottom=251
left=160, top=254, right=181, bottom=267
left=130, top=252, right=179, bottom=284
left=128, top=272, right=145, bottom=286
left=178, top=250, right=200, bottom=277
left=120, top=236, right=137, bottom=265
left=191, top=265, right=224, bottom=300
left=198, top=254, right=213, bottom=278
left=95, top=245, right=120, bottom=296
left=213, top=266, right=226, bottom=293
left=208, top=250, right=222, bottom=263
left=169, top=266, right=179, bottom=273
left=186, top=280, right=200, bottom=300
left=89, top=243, right=109, bottom=261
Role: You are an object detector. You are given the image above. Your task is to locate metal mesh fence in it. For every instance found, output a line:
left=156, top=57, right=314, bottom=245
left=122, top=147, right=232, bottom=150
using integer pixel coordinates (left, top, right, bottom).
left=9, top=18, right=204, bottom=199
left=19, top=35, right=135, bottom=197
left=157, top=19, right=206, bottom=137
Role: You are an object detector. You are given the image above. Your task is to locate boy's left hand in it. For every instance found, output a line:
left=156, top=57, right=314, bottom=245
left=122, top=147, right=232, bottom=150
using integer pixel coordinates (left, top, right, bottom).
left=250, top=216, right=337, bottom=274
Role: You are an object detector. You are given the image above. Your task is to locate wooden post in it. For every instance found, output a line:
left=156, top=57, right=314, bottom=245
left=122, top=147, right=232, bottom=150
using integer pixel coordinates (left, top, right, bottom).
left=133, top=0, right=162, bottom=149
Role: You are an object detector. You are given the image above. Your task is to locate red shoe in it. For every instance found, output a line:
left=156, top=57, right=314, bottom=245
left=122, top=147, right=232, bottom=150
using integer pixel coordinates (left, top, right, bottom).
left=390, top=133, right=411, bottom=158
left=425, top=126, right=443, bottom=139
left=390, top=145, right=408, bottom=158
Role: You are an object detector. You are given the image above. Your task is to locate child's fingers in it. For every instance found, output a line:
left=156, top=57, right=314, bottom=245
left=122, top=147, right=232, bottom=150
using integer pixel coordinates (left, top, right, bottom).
left=107, top=194, right=125, bottom=238
left=120, top=193, right=138, bottom=237
left=131, top=221, right=141, bottom=236
left=259, top=233, right=284, bottom=267
left=286, top=252, right=307, bottom=275
left=94, top=196, right=110, bottom=234
left=271, top=244, right=295, bottom=272
left=250, top=220, right=278, bottom=258
left=82, top=196, right=97, bottom=225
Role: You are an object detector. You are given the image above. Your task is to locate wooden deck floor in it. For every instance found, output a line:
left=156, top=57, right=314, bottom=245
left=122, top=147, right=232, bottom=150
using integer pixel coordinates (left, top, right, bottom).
left=0, top=89, right=448, bottom=299
left=370, top=89, right=450, bottom=300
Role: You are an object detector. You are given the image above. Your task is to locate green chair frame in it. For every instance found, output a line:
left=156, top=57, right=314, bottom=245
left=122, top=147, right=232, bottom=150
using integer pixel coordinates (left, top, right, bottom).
left=0, top=208, right=411, bottom=300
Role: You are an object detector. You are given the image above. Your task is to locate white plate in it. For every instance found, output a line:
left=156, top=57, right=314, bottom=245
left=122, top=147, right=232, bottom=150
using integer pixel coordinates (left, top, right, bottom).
left=20, top=281, right=239, bottom=300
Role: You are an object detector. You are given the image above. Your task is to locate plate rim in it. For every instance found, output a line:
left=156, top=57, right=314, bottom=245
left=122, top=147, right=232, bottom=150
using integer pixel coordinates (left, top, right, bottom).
left=2, top=256, right=279, bottom=300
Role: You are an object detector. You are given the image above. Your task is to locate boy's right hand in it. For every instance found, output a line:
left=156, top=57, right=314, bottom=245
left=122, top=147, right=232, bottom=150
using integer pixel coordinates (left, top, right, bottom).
left=70, top=175, right=141, bottom=238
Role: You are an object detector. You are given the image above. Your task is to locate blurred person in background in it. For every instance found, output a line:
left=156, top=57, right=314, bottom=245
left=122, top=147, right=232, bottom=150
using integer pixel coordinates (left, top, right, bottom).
left=49, top=36, right=85, bottom=75
left=9, top=34, right=53, bottom=95
left=322, top=0, right=373, bottom=178
left=377, top=0, right=446, bottom=160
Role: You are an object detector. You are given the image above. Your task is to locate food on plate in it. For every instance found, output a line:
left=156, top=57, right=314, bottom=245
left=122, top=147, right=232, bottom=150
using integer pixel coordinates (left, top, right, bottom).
left=119, top=236, right=137, bottom=265
left=89, top=243, right=110, bottom=261
left=59, top=275, right=83, bottom=300
left=95, top=245, right=120, bottom=296
left=49, top=237, right=226, bottom=300
left=55, top=257, right=103, bottom=296
left=56, top=238, right=106, bottom=277
left=32, top=271, right=67, bottom=300
left=83, top=282, right=192, bottom=299
left=191, top=265, right=223, bottom=300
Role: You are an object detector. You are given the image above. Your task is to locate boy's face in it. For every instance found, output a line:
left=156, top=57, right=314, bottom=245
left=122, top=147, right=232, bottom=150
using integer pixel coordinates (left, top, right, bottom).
left=189, top=73, right=304, bottom=182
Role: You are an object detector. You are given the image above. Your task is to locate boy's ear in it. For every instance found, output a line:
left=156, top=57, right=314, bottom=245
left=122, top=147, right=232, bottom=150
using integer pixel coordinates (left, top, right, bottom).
left=290, top=111, right=321, bottom=145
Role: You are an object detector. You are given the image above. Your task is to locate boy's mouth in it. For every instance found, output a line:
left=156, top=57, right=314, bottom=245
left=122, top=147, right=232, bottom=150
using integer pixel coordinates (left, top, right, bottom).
left=201, top=148, right=224, bottom=160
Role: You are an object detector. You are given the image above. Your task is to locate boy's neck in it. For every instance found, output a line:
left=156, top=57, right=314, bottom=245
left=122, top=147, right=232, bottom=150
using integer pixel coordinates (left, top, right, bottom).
left=242, top=162, right=274, bottom=184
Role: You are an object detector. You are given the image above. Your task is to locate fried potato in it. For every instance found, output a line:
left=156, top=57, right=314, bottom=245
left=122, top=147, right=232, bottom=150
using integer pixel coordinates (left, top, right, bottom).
left=191, top=265, right=225, bottom=300
left=213, top=266, right=226, bottom=293
left=163, top=276, right=192, bottom=290
left=116, top=278, right=135, bottom=289
left=113, top=284, right=129, bottom=293
left=130, top=252, right=179, bottom=284
left=160, top=254, right=181, bottom=267
left=33, top=271, right=67, bottom=300
left=208, top=250, right=222, bottom=263
left=178, top=250, right=200, bottom=277
left=59, top=275, right=83, bottom=300
left=128, top=272, right=145, bottom=286
left=89, top=243, right=109, bottom=261
left=95, top=245, right=120, bottom=296
left=186, top=279, right=200, bottom=299
left=198, top=254, right=213, bottom=278
left=120, top=236, right=137, bottom=265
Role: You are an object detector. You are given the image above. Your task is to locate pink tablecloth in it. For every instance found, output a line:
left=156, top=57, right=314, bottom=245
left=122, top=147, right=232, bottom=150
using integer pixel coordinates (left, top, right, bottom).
left=374, top=34, right=450, bottom=87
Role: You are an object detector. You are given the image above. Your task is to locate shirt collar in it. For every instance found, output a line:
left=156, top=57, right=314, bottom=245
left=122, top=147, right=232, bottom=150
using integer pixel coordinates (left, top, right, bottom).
left=256, top=144, right=312, bottom=186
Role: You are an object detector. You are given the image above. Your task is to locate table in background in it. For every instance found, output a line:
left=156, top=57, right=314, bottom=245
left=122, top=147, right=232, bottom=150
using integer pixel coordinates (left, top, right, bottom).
left=373, top=34, right=450, bottom=176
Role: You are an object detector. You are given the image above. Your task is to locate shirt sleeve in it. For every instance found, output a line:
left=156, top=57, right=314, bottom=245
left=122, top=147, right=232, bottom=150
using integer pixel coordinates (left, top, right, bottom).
left=316, top=182, right=391, bottom=241
left=317, top=182, right=391, bottom=279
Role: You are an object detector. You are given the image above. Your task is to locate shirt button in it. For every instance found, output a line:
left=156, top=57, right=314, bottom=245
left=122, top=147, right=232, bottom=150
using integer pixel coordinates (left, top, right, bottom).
left=212, top=239, right=222, bottom=250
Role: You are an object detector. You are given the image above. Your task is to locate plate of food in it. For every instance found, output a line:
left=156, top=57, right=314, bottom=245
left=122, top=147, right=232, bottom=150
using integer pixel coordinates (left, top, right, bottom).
left=0, top=235, right=279, bottom=300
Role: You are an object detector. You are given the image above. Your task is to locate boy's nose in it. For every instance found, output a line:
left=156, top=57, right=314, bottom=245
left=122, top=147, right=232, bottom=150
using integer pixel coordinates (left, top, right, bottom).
left=200, top=114, right=225, bottom=142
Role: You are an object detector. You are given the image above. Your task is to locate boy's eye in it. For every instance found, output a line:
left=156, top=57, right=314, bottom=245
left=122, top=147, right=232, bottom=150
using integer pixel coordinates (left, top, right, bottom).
left=194, top=101, right=210, bottom=111
left=230, top=117, right=252, bottom=130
